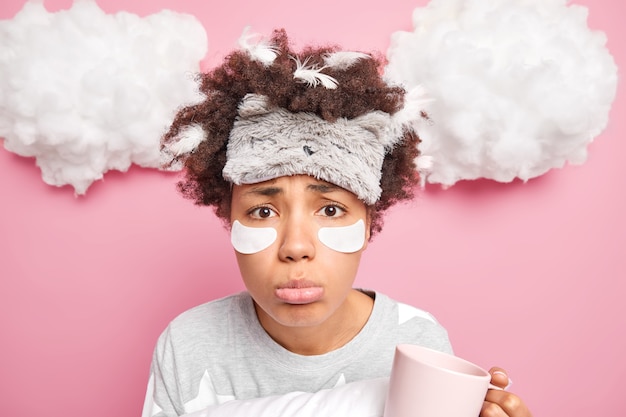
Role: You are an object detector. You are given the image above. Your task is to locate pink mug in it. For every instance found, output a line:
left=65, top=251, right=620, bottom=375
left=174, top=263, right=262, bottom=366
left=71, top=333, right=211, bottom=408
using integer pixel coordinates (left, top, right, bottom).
left=384, top=344, right=497, bottom=417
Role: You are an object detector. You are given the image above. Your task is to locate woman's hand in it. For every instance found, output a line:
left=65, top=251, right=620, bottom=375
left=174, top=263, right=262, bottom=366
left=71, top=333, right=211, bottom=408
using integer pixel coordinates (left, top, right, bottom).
left=480, top=367, right=533, bottom=417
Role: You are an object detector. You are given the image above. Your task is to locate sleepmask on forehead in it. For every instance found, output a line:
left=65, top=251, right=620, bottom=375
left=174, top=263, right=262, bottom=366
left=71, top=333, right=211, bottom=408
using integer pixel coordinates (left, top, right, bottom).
left=222, top=94, right=402, bottom=205
left=231, top=219, right=366, bottom=254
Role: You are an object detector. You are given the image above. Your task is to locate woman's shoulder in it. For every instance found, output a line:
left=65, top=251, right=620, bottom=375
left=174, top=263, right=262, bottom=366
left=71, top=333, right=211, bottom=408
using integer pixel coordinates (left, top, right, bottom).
left=370, top=291, right=453, bottom=354
left=370, top=291, right=438, bottom=324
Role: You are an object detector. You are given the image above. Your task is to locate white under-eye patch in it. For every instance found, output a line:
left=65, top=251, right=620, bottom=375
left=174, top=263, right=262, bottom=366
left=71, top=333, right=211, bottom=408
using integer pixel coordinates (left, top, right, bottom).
left=231, top=220, right=277, bottom=254
left=318, top=219, right=366, bottom=253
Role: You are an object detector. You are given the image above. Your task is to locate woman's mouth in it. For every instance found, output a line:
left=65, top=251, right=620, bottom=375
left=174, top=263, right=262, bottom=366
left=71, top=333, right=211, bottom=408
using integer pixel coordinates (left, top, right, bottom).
left=275, top=281, right=324, bottom=304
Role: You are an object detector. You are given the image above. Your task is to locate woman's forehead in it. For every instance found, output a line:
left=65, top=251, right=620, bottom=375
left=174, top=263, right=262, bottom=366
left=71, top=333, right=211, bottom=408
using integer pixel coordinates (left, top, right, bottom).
left=233, top=175, right=355, bottom=198
left=241, top=174, right=336, bottom=187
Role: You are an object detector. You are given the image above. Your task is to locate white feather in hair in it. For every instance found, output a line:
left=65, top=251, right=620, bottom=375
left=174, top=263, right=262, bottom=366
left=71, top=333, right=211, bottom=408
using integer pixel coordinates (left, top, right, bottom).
left=323, top=51, right=370, bottom=70
left=160, top=123, right=206, bottom=170
left=377, top=84, right=433, bottom=147
left=391, top=85, right=433, bottom=130
left=168, top=124, right=206, bottom=156
left=238, top=26, right=278, bottom=66
left=293, top=57, right=338, bottom=89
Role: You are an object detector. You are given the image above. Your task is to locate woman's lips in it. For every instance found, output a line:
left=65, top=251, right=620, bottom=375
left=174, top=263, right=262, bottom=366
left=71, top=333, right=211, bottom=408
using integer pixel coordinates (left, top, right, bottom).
left=275, top=281, right=323, bottom=304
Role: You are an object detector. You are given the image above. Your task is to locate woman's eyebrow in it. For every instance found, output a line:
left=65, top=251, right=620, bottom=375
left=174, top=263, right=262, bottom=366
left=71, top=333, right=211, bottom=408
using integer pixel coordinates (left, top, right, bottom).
left=244, top=186, right=282, bottom=197
left=307, top=183, right=340, bottom=194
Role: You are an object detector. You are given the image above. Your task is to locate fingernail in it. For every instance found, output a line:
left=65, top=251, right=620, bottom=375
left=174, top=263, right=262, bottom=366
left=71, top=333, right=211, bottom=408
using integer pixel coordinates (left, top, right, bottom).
left=493, top=371, right=513, bottom=390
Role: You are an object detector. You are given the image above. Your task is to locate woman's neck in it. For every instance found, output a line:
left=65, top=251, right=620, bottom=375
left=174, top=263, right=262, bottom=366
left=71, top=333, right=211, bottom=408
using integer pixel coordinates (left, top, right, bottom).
left=256, top=289, right=375, bottom=356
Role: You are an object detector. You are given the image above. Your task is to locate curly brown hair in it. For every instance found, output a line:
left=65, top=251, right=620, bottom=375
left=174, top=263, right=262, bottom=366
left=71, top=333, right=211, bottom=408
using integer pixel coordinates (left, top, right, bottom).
left=162, top=29, right=421, bottom=237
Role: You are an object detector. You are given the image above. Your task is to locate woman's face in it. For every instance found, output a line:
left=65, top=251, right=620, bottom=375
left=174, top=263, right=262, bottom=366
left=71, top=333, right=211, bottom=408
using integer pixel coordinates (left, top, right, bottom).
left=230, top=174, right=371, bottom=334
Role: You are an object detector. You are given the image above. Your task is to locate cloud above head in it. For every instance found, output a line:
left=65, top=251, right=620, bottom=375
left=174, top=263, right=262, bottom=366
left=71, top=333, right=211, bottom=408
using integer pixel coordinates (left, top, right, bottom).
left=0, top=0, right=207, bottom=194
left=385, top=0, right=618, bottom=187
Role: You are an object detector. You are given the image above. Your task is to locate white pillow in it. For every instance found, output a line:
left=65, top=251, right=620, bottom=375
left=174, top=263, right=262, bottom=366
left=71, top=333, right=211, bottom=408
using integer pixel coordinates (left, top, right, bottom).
left=183, top=377, right=389, bottom=417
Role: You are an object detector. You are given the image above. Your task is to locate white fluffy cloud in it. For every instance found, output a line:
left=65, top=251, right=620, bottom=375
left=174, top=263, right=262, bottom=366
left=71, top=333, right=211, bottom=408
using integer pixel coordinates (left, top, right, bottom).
left=0, top=0, right=207, bottom=194
left=385, top=0, right=618, bottom=187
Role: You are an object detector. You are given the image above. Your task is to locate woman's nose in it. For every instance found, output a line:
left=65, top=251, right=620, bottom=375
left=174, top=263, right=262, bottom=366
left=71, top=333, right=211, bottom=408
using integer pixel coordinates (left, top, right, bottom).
left=277, top=217, right=316, bottom=262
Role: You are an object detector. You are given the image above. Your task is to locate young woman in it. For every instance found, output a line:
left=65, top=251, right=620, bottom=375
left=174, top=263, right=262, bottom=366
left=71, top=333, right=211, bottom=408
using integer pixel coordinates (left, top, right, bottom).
left=143, top=29, right=532, bottom=417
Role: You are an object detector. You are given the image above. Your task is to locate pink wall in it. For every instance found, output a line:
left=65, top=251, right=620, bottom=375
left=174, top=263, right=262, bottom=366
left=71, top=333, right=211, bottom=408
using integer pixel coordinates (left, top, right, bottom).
left=0, top=0, right=624, bottom=416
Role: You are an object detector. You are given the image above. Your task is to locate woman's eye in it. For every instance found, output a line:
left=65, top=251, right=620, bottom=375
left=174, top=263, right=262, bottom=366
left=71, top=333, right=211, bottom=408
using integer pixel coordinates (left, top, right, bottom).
left=250, top=207, right=276, bottom=219
left=317, top=205, right=345, bottom=217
